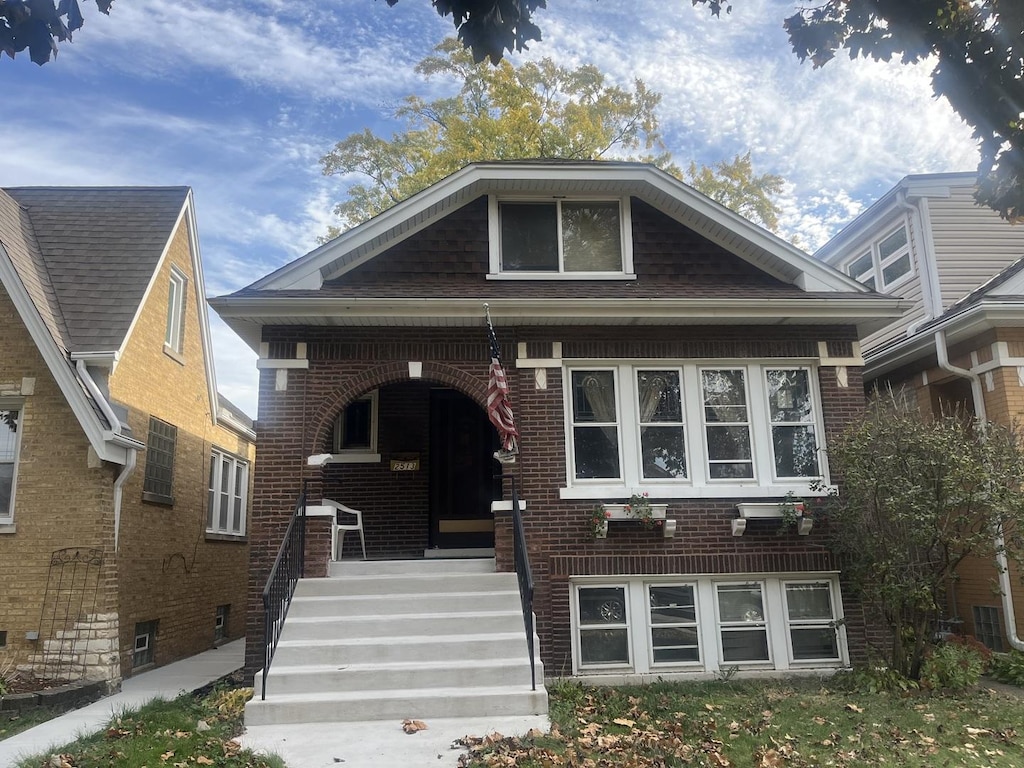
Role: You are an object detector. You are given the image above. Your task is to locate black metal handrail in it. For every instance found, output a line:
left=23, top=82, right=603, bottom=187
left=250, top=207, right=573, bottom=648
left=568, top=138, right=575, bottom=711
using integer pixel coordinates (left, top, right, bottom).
left=508, top=477, right=536, bottom=691
left=260, top=483, right=307, bottom=700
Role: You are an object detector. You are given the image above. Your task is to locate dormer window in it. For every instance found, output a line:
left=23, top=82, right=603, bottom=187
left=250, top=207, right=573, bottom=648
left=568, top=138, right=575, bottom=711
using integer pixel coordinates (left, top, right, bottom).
left=489, top=197, right=633, bottom=278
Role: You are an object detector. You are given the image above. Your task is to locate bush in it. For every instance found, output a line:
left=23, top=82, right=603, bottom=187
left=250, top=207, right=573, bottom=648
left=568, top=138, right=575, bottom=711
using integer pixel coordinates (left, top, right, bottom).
left=920, top=638, right=988, bottom=690
left=990, top=650, right=1024, bottom=686
left=831, top=665, right=919, bottom=694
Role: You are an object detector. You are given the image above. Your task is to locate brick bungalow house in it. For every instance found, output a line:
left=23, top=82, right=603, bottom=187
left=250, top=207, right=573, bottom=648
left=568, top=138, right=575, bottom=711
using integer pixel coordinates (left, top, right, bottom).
left=0, top=187, right=254, bottom=688
left=816, top=172, right=1024, bottom=653
left=212, top=161, right=903, bottom=689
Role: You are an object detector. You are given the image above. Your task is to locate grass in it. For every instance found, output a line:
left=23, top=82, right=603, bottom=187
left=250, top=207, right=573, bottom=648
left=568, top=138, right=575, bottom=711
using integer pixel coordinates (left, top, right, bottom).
left=1, top=706, right=68, bottom=742
left=12, top=685, right=285, bottom=768
left=461, top=677, right=1024, bottom=767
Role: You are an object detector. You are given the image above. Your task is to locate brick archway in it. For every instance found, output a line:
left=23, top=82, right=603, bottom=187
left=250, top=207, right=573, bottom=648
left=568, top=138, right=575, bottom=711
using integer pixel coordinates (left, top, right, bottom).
left=307, top=361, right=488, bottom=452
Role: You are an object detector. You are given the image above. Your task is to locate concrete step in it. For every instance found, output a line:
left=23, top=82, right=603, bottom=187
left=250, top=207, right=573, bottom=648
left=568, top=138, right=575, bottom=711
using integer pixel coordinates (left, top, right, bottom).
left=329, top=557, right=496, bottom=576
left=282, top=610, right=525, bottom=639
left=270, top=632, right=533, bottom=666
left=287, top=589, right=520, bottom=618
left=245, top=685, right=549, bottom=725
left=295, top=571, right=515, bottom=597
left=255, top=657, right=539, bottom=695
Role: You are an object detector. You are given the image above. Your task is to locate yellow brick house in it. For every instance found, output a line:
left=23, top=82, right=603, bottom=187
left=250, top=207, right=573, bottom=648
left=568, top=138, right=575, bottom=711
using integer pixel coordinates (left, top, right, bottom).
left=0, top=187, right=254, bottom=688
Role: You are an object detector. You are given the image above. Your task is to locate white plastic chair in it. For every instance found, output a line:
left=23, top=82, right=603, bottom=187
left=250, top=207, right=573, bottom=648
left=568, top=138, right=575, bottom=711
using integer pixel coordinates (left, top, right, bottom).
left=322, top=498, right=366, bottom=560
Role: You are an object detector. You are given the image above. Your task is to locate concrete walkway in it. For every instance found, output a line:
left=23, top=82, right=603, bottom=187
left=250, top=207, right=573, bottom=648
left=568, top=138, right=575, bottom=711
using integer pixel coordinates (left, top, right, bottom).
left=0, top=639, right=245, bottom=766
left=1, top=638, right=550, bottom=767
left=240, top=714, right=551, bottom=768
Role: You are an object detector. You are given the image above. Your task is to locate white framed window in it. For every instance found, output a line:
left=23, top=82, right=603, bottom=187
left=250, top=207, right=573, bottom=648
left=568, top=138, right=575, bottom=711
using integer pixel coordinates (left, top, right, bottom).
left=562, top=362, right=827, bottom=499
left=647, top=583, right=701, bottom=666
left=133, top=620, right=157, bottom=669
left=575, top=584, right=631, bottom=668
left=214, top=604, right=229, bottom=642
left=165, top=267, right=187, bottom=354
left=0, top=403, right=23, bottom=523
left=207, top=448, right=248, bottom=536
left=783, top=581, right=842, bottom=663
left=843, top=223, right=913, bottom=292
left=488, top=196, right=634, bottom=277
left=570, top=574, right=847, bottom=677
left=716, top=582, right=771, bottom=664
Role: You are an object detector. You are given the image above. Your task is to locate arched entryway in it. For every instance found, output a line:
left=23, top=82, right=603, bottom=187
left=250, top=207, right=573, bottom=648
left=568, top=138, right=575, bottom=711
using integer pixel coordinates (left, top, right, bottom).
left=313, top=376, right=502, bottom=558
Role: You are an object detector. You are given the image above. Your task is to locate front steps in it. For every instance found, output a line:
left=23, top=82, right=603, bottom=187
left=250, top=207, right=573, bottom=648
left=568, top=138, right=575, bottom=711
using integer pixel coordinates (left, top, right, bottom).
left=246, top=558, right=547, bottom=725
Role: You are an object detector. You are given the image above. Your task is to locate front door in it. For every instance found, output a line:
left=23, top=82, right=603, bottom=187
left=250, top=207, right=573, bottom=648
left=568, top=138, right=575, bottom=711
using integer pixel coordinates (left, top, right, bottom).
left=429, top=389, right=501, bottom=549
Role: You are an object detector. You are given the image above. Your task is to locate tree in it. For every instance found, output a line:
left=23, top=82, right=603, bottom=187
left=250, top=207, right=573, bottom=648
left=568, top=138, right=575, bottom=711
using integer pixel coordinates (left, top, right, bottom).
left=686, top=152, right=783, bottom=233
left=321, top=39, right=783, bottom=236
left=1, top=0, right=112, bottom=65
left=770, top=1, right=1024, bottom=223
left=407, top=1, right=1023, bottom=223
left=385, top=0, right=546, bottom=64
left=823, top=392, right=1024, bottom=679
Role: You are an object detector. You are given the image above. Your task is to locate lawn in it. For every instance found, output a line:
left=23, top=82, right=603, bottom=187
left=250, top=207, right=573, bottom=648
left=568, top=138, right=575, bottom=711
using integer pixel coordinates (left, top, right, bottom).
left=461, top=678, right=1024, bottom=767
left=12, top=686, right=284, bottom=768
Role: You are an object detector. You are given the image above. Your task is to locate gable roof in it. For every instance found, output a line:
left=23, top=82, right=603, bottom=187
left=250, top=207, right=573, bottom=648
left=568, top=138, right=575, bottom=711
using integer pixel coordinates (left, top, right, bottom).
left=0, top=186, right=223, bottom=464
left=3, top=187, right=191, bottom=353
left=213, top=161, right=903, bottom=347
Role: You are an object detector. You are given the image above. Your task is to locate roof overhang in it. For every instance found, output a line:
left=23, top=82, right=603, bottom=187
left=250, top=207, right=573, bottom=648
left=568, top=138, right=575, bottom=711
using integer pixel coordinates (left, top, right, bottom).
left=864, top=299, right=1024, bottom=379
left=250, top=162, right=872, bottom=296
left=210, top=295, right=907, bottom=352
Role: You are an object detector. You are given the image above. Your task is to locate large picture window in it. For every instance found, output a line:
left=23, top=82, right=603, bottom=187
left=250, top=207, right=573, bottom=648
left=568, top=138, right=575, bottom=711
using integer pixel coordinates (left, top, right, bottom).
left=497, top=199, right=626, bottom=274
left=572, top=575, right=847, bottom=676
left=564, top=362, right=826, bottom=497
left=0, top=406, right=22, bottom=523
left=207, top=449, right=248, bottom=536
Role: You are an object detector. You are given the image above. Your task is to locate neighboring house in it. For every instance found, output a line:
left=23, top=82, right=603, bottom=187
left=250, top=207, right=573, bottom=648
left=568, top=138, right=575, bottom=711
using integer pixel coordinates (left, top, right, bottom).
left=816, top=172, right=1024, bottom=653
left=0, top=187, right=254, bottom=688
left=212, top=161, right=902, bottom=683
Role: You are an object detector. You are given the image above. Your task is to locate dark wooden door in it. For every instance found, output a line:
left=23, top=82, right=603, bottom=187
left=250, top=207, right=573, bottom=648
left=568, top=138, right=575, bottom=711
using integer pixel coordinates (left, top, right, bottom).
left=429, top=389, right=501, bottom=549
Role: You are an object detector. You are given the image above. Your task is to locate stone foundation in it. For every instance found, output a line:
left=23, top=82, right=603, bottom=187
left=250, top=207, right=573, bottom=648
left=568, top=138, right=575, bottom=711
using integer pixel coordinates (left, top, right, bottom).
left=19, top=612, right=121, bottom=689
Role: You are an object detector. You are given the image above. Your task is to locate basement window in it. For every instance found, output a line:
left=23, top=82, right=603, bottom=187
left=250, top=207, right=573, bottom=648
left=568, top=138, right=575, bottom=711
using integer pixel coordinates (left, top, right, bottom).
left=133, top=620, right=157, bottom=669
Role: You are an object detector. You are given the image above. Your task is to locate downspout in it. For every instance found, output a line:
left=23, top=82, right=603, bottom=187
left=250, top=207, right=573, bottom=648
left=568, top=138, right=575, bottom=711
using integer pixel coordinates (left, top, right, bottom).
left=933, top=331, right=1024, bottom=650
left=75, top=358, right=138, bottom=552
left=897, top=192, right=943, bottom=332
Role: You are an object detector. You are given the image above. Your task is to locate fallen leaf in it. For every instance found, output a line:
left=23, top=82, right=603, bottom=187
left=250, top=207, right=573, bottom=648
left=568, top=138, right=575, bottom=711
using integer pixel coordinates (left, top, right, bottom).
left=845, top=703, right=864, bottom=713
left=612, top=717, right=635, bottom=728
left=196, top=758, right=215, bottom=766
left=402, top=719, right=429, bottom=734
left=159, top=751, right=175, bottom=762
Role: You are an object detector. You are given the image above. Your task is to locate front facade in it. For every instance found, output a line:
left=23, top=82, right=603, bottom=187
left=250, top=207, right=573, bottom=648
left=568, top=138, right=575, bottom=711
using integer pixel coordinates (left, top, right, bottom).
left=0, top=188, right=253, bottom=686
left=817, top=173, right=1024, bottom=653
left=213, top=162, right=902, bottom=681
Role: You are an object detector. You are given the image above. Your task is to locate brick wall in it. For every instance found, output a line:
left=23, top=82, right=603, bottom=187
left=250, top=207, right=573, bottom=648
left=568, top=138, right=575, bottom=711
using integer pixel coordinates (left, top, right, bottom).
left=244, top=323, right=872, bottom=676
left=108, top=219, right=252, bottom=677
left=0, top=285, right=120, bottom=676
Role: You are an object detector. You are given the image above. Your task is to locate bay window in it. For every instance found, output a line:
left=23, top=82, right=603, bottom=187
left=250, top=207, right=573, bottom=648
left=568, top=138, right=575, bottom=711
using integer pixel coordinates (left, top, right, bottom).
left=563, top=362, right=827, bottom=497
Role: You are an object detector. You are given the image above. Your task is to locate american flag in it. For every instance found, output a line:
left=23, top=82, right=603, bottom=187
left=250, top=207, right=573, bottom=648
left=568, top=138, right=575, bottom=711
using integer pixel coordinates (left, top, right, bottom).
left=487, top=314, right=519, bottom=458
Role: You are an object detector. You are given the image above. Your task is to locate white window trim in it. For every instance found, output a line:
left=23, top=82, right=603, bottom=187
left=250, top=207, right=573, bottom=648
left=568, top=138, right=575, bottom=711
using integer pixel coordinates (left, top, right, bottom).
left=560, top=360, right=829, bottom=500
left=645, top=582, right=703, bottom=669
left=207, top=447, right=248, bottom=536
left=0, top=400, right=24, bottom=525
left=842, top=221, right=914, bottom=293
left=330, top=390, right=380, bottom=463
left=165, top=267, right=187, bottom=354
left=715, top=580, right=773, bottom=667
left=782, top=579, right=845, bottom=665
left=570, top=573, right=848, bottom=678
left=487, top=195, right=635, bottom=277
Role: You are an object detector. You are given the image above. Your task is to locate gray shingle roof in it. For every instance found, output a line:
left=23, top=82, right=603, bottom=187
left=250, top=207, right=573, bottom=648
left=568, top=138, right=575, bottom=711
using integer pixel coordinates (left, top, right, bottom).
left=2, top=187, right=189, bottom=353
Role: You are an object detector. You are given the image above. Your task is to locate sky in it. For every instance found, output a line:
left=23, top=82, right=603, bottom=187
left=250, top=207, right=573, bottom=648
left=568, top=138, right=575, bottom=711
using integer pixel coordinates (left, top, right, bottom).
left=0, top=0, right=981, bottom=418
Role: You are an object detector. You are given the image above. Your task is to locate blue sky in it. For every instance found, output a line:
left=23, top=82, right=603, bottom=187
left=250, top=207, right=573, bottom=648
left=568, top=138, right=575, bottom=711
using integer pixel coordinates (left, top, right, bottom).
left=1, top=0, right=979, bottom=418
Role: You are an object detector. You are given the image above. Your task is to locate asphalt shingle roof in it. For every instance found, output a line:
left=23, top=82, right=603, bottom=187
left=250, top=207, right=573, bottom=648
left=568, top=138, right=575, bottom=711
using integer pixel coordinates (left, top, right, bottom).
left=2, top=186, right=189, bottom=353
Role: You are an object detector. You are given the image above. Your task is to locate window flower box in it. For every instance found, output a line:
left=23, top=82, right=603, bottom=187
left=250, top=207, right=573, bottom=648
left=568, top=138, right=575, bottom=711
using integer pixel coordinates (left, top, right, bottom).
left=595, top=503, right=676, bottom=538
left=733, top=502, right=813, bottom=536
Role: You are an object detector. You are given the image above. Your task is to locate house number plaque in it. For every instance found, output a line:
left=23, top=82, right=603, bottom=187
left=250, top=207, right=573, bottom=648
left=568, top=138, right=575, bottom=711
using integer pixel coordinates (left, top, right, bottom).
left=390, top=457, right=420, bottom=471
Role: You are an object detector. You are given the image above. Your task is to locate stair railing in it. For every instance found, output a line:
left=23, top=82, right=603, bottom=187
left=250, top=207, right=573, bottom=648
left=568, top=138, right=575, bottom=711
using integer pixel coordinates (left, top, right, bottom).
left=508, top=476, right=536, bottom=691
left=260, top=482, right=307, bottom=700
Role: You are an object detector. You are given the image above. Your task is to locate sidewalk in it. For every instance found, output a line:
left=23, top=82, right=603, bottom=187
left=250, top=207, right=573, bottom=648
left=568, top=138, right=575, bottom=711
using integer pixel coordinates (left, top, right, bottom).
left=0, top=639, right=245, bottom=766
